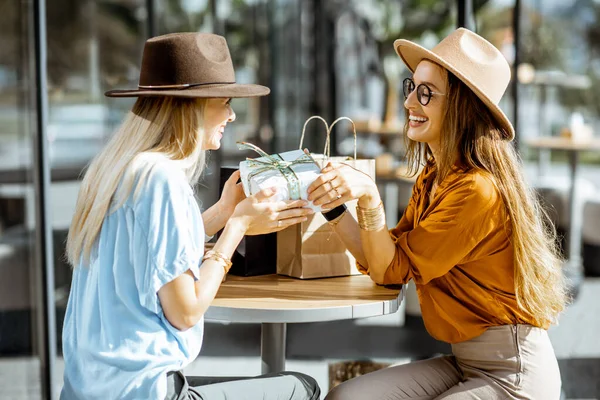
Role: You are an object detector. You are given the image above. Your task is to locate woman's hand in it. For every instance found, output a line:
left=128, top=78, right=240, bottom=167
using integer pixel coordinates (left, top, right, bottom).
left=230, top=187, right=314, bottom=236
left=307, top=162, right=381, bottom=210
left=218, top=170, right=246, bottom=218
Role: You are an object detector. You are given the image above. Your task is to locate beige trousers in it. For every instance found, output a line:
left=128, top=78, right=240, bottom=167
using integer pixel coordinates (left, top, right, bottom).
left=325, top=325, right=561, bottom=400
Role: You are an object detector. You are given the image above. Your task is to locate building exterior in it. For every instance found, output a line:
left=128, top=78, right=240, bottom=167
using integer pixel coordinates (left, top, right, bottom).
left=1, top=0, right=598, bottom=398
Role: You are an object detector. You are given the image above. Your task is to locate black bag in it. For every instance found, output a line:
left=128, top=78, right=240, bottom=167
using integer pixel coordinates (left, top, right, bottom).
left=218, top=166, right=277, bottom=276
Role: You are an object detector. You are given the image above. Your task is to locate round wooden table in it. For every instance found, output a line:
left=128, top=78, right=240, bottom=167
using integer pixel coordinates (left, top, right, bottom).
left=205, top=274, right=403, bottom=374
left=526, top=136, right=600, bottom=152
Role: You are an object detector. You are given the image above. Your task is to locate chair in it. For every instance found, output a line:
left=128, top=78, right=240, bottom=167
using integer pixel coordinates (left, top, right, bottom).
left=582, top=197, right=600, bottom=277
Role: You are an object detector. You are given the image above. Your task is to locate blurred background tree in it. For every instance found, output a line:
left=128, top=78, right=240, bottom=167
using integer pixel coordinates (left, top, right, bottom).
left=559, top=1, right=600, bottom=118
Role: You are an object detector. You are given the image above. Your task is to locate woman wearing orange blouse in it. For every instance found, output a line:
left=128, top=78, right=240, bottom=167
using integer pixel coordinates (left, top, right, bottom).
left=308, top=28, right=567, bottom=399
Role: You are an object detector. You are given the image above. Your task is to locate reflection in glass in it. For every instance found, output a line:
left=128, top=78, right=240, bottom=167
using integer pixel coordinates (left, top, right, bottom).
left=475, top=0, right=516, bottom=136
left=518, top=0, right=598, bottom=146
left=0, top=0, right=43, bottom=397
left=44, top=1, right=149, bottom=396
left=46, top=0, right=148, bottom=170
left=334, top=0, right=456, bottom=167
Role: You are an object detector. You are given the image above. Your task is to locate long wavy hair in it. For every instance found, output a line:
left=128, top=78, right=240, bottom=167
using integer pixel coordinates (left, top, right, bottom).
left=67, top=96, right=207, bottom=267
left=403, top=70, right=568, bottom=327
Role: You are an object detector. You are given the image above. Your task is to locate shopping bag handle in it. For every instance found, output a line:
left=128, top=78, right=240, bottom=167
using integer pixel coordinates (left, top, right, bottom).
left=299, top=116, right=357, bottom=162
left=328, top=117, right=357, bottom=161
left=299, top=116, right=329, bottom=156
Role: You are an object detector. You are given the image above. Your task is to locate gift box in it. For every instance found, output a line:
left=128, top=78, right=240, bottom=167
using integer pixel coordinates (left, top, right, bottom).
left=238, top=142, right=322, bottom=212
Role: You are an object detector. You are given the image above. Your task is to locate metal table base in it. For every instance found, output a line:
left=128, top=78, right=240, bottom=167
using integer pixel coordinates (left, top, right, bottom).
left=261, top=323, right=287, bottom=374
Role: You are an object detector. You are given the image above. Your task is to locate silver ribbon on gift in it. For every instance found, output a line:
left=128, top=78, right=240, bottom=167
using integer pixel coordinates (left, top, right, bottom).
left=237, top=141, right=316, bottom=200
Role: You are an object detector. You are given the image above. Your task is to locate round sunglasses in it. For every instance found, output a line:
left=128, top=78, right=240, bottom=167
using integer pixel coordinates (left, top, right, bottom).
left=402, top=78, right=446, bottom=106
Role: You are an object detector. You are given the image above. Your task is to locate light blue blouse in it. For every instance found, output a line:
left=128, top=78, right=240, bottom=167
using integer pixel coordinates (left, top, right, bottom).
left=61, top=159, right=205, bottom=400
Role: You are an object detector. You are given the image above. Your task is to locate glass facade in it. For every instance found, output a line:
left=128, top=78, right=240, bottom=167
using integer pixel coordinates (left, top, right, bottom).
left=518, top=0, right=599, bottom=160
left=0, top=0, right=44, bottom=397
left=475, top=0, right=516, bottom=126
left=45, top=2, right=150, bottom=394
left=1, top=1, right=598, bottom=398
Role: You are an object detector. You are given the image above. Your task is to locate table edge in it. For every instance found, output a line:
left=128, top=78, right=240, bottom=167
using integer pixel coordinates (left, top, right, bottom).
left=205, top=287, right=404, bottom=323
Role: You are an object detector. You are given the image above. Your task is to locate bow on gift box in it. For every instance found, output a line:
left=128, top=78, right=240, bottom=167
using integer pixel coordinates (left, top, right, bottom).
left=237, top=141, right=316, bottom=200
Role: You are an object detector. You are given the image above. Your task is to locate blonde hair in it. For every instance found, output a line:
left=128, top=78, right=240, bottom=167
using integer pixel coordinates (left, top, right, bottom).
left=404, top=71, right=568, bottom=327
left=67, top=96, right=207, bottom=266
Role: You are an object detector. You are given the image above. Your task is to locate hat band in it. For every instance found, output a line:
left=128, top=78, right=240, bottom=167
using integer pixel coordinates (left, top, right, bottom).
left=138, top=81, right=236, bottom=90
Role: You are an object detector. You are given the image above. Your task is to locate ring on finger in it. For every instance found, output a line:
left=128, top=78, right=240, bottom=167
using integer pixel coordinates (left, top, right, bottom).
left=277, top=220, right=282, bottom=228
left=333, top=187, right=342, bottom=200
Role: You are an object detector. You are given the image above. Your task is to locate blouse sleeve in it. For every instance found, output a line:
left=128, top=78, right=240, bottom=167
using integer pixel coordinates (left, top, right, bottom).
left=131, top=164, right=203, bottom=314
left=381, top=175, right=500, bottom=285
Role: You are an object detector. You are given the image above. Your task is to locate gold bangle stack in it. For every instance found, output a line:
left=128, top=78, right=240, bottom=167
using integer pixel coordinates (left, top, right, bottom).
left=202, top=250, right=233, bottom=274
left=356, top=202, right=386, bottom=231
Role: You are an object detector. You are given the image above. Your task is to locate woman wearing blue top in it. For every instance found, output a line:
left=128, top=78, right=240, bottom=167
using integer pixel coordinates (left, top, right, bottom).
left=61, top=32, right=320, bottom=400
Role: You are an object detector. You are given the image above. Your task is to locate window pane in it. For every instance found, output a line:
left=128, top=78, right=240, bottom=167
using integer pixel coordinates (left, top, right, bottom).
left=334, top=0, right=456, bottom=166
left=519, top=0, right=597, bottom=154
left=0, top=0, right=43, bottom=397
left=47, top=0, right=148, bottom=169
left=45, top=0, right=149, bottom=395
left=158, top=0, right=271, bottom=204
left=476, top=0, right=516, bottom=125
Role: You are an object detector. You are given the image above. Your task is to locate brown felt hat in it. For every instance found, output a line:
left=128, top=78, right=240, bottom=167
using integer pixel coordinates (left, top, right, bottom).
left=105, top=32, right=270, bottom=98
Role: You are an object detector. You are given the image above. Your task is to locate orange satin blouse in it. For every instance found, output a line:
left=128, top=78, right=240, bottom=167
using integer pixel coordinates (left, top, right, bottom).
left=359, top=162, right=542, bottom=343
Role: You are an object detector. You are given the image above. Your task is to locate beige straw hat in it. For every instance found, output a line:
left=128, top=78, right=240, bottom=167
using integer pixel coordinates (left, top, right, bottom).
left=394, top=28, right=515, bottom=141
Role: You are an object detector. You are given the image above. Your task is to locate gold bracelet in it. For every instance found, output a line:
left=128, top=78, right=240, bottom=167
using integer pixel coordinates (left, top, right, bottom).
left=358, top=214, right=385, bottom=230
left=204, top=250, right=233, bottom=270
left=357, top=214, right=385, bottom=231
left=356, top=202, right=386, bottom=231
left=203, top=255, right=230, bottom=278
left=202, top=250, right=233, bottom=274
left=357, top=202, right=384, bottom=214
left=327, top=209, right=347, bottom=227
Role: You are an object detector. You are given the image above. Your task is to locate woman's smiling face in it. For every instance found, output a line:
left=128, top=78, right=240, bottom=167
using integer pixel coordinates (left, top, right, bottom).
left=202, top=98, right=236, bottom=150
left=404, top=60, right=448, bottom=151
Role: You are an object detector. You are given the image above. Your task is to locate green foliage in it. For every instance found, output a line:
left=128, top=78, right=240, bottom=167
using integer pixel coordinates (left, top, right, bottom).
left=159, top=0, right=210, bottom=34
left=519, top=15, right=566, bottom=69
left=363, top=0, right=456, bottom=54
left=522, top=2, right=600, bottom=116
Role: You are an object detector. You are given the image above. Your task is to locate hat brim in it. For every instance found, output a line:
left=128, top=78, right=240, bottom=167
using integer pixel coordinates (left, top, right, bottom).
left=105, top=83, right=270, bottom=98
left=394, top=39, right=515, bottom=141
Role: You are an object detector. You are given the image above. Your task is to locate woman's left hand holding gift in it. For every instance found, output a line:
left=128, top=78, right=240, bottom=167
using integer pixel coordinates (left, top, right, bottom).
left=218, top=170, right=247, bottom=217
left=203, top=170, right=248, bottom=237
left=307, top=162, right=381, bottom=210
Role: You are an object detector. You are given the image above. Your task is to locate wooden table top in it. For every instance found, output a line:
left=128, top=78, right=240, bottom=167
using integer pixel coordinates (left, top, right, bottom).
left=525, top=137, right=600, bottom=151
left=206, top=274, right=403, bottom=324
